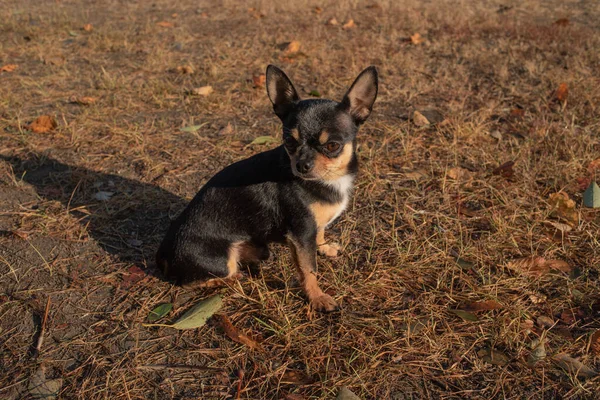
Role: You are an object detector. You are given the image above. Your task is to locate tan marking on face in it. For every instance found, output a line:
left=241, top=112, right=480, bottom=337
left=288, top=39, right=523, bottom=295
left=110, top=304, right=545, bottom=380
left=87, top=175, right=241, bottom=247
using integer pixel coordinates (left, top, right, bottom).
left=318, top=130, right=329, bottom=145
left=291, top=128, right=300, bottom=140
left=313, top=142, right=353, bottom=181
left=310, top=201, right=344, bottom=229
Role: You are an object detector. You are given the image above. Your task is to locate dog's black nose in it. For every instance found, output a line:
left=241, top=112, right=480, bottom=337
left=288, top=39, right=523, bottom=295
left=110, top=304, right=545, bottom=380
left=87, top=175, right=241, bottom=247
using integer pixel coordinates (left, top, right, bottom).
left=296, top=159, right=314, bottom=174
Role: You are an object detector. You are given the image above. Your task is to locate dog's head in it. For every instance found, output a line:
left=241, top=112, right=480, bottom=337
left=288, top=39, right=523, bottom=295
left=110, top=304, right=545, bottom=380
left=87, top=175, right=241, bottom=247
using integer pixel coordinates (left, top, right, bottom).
left=266, top=65, right=378, bottom=181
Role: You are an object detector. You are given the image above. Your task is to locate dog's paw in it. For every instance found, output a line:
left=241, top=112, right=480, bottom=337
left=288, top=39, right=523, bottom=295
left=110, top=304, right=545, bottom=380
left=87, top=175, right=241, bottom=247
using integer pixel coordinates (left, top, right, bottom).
left=318, top=242, right=341, bottom=258
left=310, top=293, right=339, bottom=312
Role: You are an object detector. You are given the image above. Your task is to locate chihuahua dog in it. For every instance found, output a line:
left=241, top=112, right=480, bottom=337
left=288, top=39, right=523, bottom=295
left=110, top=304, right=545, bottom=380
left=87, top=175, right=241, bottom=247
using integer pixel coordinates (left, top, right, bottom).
left=156, top=65, right=378, bottom=312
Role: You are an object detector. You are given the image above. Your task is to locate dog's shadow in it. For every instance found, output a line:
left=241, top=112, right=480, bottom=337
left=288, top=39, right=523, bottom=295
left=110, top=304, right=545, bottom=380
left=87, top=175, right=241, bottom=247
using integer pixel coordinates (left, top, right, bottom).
left=1, top=153, right=186, bottom=269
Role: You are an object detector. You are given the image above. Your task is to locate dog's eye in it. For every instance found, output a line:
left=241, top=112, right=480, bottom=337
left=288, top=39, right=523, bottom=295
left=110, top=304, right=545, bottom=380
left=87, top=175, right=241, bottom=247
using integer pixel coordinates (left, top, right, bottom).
left=325, top=142, right=341, bottom=153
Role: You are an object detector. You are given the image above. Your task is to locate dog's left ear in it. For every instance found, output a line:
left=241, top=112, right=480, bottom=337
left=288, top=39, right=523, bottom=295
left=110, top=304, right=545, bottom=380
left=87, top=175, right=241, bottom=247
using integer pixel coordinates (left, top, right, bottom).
left=340, top=66, right=378, bottom=125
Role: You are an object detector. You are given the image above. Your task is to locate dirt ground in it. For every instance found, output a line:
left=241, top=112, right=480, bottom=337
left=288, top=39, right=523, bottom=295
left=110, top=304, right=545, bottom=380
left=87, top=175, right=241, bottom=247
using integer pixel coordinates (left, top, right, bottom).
left=1, top=0, right=599, bottom=399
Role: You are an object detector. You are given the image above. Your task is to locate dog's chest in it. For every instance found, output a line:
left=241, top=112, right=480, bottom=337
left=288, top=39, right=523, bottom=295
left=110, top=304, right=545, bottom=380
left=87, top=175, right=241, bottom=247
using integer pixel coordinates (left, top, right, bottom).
left=309, top=175, right=353, bottom=228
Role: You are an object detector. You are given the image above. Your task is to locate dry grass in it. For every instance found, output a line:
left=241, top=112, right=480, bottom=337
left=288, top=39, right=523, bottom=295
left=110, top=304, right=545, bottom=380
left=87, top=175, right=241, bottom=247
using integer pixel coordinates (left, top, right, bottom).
left=1, top=0, right=600, bottom=399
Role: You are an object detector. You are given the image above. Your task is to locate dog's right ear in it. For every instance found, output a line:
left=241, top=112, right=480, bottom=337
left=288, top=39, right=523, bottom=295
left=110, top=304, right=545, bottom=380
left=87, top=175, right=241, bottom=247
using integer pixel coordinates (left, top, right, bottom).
left=266, top=65, right=300, bottom=120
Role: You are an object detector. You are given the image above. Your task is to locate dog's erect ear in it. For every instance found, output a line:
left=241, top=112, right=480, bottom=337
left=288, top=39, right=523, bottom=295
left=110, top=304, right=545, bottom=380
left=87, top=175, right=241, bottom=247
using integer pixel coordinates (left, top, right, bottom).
left=340, top=66, right=378, bottom=125
left=266, top=65, right=300, bottom=120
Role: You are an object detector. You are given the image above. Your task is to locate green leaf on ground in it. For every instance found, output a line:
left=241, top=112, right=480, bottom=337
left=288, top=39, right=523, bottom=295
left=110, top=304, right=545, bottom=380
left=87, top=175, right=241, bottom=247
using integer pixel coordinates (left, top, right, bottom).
left=583, top=181, right=600, bottom=208
left=449, top=309, right=479, bottom=322
left=180, top=124, right=205, bottom=133
left=250, top=136, right=278, bottom=145
left=147, top=303, right=173, bottom=322
left=143, top=295, right=222, bottom=330
left=308, top=90, right=321, bottom=97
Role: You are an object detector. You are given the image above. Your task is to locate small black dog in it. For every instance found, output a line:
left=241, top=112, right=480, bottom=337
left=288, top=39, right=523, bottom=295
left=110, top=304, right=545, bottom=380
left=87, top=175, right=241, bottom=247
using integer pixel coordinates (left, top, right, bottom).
left=156, top=65, right=378, bottom=311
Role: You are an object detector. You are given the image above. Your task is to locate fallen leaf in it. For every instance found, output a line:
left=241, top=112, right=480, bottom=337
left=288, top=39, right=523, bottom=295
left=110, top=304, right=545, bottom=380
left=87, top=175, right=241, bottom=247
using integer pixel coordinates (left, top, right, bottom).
left=68, top=30, right=78, bottom=37
left=492, top=160, right=515, bottom=179
left=587, top=158, right=600, bottom=173
left=176, top=65, right=194, bottom=74
left=507, top=256, right=571, bottom=277
left=156, top=21, right=174, bottom=28
left=144, top=295, right=222, bottom=329
left=148, top=303, right=173, bottom=322
left=191, top=86, right=213, bottom=96
left=477, top=348, right=509, bottom=366
left=0, top=64, right=18, bottom=73
left=314, top=7, right=323, bottom=14
left=83, top=24, right=93, bottom=32
left=401, top=169, right=427, bottom=180
left=218, top=123, right=234, bottom=136
left=249, top=136, right=278, bottom=146
left=560, top=308, right=584, bottom=325
left=29, top=365, right=63, bottom=400
left=180, top=124, right=206, bottom=133
left=281, top=370, right=314, bottom=384
left=337, top=387, right=361, bottom=400
left=410, top=32, right=424, bottom=45
left=121, top=265, right=146, bottom=288
left=509, top=108, right=525, bottom=118
left=342, top=19, right=356, bottom=30
left=548, top=192, right=579, bottom=226
left=554, top=18, right=570, bottom=27
left=591, top=331, right=600, bottom=354
left=218, top=314, right=262, bottom=350
left=252, top=74, right=266, bottom=88
left=308, top=90, right=321, bottom=97
left=461, top=300, right=503, bottom=312
left=43, top=56, right=66, bottom=66
left=412, top=110, right=430, bottom=126
left=27, top=115, right=57, bottom=133
left=94, top=191, right=114, bottom=201
left=537, top=316, right=554, bottom=328
left=552, top=353, right=597, bottom=379
left=583, top=181, right=600, bottom=208
left=447, top=167, right=470, bottom=180
left=284, top=40, right=301, bottom=54
left=545, top=220, right=572, bottom=233
left=248, top=7, right=265, bottom=19
left=529, top=293, right=547, bottom=304
left=326, top=17, right=339, bottom=26
left=554, top=83, right=568, bottom=102
left=449, top=309, right=479, bottom=322
left=527, top=338, right=546, bottom=367
left=69, top=95, right=97, bottom=105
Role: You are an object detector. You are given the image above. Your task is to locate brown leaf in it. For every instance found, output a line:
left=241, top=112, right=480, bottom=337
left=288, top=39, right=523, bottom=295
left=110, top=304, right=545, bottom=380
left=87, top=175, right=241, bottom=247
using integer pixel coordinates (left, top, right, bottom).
left=588, top=158, right=600, bottom=173
left=527, top=338, right=546, bottom=367
left=313, top=6, right=323, bottom=14
left=82, top=24, right=93, bottom=32
left=69, top=95, right=97, bottom=105
left=121, top=265, right=146, bottom=288
left=554, top=18, right=570, bottom=27
left=462, top=300, right=503, bottom=312
left=252, top=74, right=266, bottom=88
left=552, top=353, right=597, bottom=379
left=175, top=65, right=194, bottom=74
left=156, top=21, right=174, bottom=28
left=218, top=314, right=261, bottom=350
left=492, top=160, right=515, bottom=179
left=412, top=110, right=430, bottom=126
left=509, top=108, right=525, bottom=119
left=477, top=348, right=510, bottom=366
left=447, top=167, right=471, bottom=181
left=218, top=123, right=234, bottom=136
left=591, top=330, right=600, bottom=354
left=507, top=256, right=572, bottom=277
left=342, top=19, right=356, bottom=30
left=281, top=370, right=314, bottom=384
left=191, top=86, right=213, bottom=96
left=284, top=40, right=301, bottom=54
left=0, top=64, right=18, bottom=73
left=27, top=115, right=57, bottom=133
left=537, top=315, right=555, bottom=328
left=410, top=32, right=424, bottom=45
left=548, top=192, right=578, bottom=226
left=554, top=83, right=568, bottom=102
left=326, top=17, right=339, bottom=26
left=559, top=308, right=584, bottom=325
left=248, top=8, right=265, bottom=19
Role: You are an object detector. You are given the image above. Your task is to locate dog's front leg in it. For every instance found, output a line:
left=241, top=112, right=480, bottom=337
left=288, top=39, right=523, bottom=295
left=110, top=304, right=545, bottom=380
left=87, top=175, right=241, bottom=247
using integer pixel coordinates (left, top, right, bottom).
left=287, top=234, right=338, bottom=312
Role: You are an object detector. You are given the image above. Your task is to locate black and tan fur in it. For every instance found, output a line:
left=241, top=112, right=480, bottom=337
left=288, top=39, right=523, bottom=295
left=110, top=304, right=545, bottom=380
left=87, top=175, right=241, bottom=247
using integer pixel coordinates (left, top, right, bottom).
left=156, top=65, right=378, bottom=311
